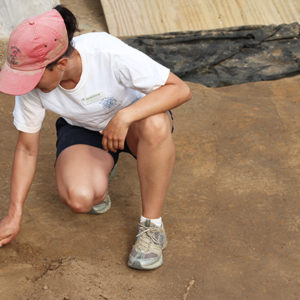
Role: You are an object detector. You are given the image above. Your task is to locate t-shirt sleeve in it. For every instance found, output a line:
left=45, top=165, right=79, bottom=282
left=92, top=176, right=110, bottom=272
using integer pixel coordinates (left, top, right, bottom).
left=13, top=90, right=46, bottom=133
left=113, top=42, right=170, bottom=94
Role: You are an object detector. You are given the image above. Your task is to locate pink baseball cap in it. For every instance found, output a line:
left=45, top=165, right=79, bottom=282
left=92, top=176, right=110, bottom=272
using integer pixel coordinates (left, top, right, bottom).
left=0, top=9, right=68, bottom=96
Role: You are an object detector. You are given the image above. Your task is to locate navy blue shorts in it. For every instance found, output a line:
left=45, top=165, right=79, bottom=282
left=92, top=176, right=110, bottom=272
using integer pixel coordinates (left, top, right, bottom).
left=56, top=112, right=174, bottom=165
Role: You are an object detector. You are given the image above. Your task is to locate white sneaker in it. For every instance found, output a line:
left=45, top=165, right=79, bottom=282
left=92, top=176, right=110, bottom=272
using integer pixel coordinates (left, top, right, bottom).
left=88, top=194, right=111, bottom=214
left=128, top=219, right=167, bottom=270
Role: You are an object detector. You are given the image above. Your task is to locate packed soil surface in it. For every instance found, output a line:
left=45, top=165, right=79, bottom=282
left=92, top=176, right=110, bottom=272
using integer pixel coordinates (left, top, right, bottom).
left=0, top=1, right=299, bottom=299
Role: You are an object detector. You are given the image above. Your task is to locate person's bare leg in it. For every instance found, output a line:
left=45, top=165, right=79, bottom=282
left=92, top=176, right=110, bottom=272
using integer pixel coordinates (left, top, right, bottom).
left=126, top=112, right=175, bottom=219
left=55, top=144, right=114, bottom=213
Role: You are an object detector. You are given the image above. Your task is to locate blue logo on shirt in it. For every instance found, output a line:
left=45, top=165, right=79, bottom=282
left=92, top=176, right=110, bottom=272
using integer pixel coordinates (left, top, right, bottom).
left=101, top=97, right=117, bottom=109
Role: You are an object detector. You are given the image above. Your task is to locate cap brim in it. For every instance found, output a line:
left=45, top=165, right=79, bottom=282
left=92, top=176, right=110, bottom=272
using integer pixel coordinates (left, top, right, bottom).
left=0, top=62, right=44, bottom=96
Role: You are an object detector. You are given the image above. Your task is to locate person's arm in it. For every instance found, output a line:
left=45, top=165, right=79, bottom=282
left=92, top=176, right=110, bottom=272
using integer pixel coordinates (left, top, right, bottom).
left=0, top=130, right=40, bottom=247
left=101, top=72, right=192, bottom=152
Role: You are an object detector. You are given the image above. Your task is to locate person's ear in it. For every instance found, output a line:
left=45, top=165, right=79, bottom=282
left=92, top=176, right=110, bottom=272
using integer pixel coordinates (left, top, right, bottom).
left=56, top=57, right=68, bottom=71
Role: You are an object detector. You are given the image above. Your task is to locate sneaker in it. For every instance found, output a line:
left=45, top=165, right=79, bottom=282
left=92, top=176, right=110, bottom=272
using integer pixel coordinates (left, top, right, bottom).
left=88, top=164, right=117, bottom=215
left=88, top=193, right=111, bottom=214
left=128, top=219, right=167, bottom=270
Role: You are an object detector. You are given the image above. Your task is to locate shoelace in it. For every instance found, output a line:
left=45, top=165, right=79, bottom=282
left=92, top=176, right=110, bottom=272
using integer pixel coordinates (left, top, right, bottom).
left=136, top=224, right=161, bottom=251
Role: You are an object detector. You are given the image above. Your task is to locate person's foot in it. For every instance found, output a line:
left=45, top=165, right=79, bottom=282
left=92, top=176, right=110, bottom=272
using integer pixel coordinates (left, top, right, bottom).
left=88, top=194, right=111, bottom=214
left=128, top=219, right=167, bottom=270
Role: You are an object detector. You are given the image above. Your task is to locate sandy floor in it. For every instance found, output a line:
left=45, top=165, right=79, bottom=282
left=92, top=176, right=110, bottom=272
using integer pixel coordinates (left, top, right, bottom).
left=0, top=1, right=300, bottom=299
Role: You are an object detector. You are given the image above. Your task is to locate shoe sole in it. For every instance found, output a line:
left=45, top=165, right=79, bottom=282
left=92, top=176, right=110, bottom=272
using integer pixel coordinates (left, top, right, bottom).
left=128, top=255, right=164, bottom=270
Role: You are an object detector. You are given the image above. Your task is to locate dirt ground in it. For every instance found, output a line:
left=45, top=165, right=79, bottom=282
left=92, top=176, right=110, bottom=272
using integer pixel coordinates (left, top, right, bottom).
left=0, top=1, right=300, bottom=299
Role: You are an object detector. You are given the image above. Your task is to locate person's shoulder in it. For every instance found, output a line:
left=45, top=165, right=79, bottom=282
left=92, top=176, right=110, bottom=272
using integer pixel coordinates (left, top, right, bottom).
left=73, top=32, right=109, bottom=42
left=18, top=88, right=41, bottom=101
left=73, top=32, right=128, bottom=52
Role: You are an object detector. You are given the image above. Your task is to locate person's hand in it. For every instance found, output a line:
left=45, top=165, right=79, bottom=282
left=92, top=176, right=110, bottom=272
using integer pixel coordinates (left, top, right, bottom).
left=0, top=215, right=21, bottom=247
left=100, top=112, right=131, bottom=152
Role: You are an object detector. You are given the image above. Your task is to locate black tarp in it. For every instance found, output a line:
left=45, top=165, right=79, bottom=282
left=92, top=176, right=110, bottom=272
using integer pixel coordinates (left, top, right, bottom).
left=124, top=23, right=300, bottom=87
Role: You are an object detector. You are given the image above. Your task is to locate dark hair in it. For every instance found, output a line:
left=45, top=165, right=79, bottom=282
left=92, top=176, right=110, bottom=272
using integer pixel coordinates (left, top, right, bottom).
left=46, top=5, right=80, bottom=70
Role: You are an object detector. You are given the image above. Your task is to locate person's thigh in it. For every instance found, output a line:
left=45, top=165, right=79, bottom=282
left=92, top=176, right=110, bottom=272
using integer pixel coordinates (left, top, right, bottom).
left=55, top=144, right=114, bottom=212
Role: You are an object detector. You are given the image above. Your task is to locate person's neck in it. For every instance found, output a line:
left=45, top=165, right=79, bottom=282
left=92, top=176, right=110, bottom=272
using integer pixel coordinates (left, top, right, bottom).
left=60, top=49, right=82, bottom=89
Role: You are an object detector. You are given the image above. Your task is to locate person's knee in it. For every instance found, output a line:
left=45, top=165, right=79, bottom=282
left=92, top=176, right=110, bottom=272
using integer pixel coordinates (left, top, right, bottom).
left=63, top=185, right=106, bottom=213
left=137, top=114, right=171, bottom=145
left=65, top=187, right=94, bottom=213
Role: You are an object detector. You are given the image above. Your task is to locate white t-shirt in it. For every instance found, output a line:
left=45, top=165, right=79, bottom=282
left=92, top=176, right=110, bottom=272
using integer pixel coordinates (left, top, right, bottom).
left=13, top=32, right=170, bottom=133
